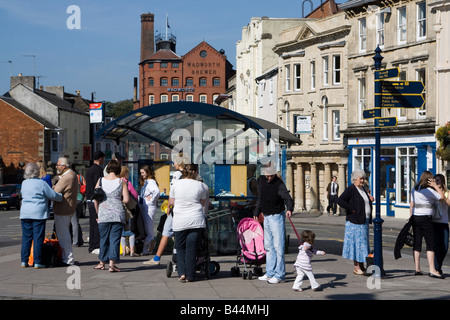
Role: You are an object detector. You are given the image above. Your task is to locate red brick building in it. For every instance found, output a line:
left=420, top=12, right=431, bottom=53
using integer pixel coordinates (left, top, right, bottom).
left=136, top=13, right=234, bottom=109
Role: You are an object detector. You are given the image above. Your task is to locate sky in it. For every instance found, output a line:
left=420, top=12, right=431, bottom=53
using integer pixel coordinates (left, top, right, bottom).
left=0, top=0, right=337, bottom=103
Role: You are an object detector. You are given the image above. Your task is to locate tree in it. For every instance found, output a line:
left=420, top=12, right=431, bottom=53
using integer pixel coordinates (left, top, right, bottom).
left=105, top=99, right=134, bottom=119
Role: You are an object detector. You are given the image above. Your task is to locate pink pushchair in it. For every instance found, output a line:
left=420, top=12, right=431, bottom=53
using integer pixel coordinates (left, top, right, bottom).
left=230, top=217, right=266, bottom=279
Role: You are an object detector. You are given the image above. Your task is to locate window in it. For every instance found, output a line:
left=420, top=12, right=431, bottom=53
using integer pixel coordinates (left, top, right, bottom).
left=160, top=94, right=168, bottom=103
left=353, top=148, right=372, bottom=180
left=322, top=96, right=328, bottom=141
left=285, top=65, right=291, bottom=92
left=161, top=62, right=168, bottom=68
left=200, top=50, right=207, bottom=58
left=310, top=61, right=316, bottom=90
left=398, top=71, right=407, bottom=120
left=186, top=94, right=194, bottom=102
left=359, top=18, right=367, bottom=52
left=358, top=78, right=367, bottom=122
left=172, top=94, right=179, bottom=102
left=172, top=62, right=179, bottom=68
left=294, top=63, right=301, bottom=91
left=269, top=78, right=274, bottom=105
left=186, top=78, right=194, bottom=86
left=160, top=77, right=168, bottom=86
left=200, top=94, right=207, bottom=103
left=51, top=132, right=59, bottom=152
left=148, top=77, right=154, bottom=87
left=148, top=63, right=154, bottom=68
left=332, top=110, right=340, bottom=140
left=416, top=68, right=426, bottom=117
left=417, top=2, right=426, bottom=40
left=149, top=95, right=154, bottom=105
left=376, top=14, right=385, bottom=47
left=398, top=7, right=407, bottom=44
left=213, top=78, right=220, bottom=86
left=332, top=55, right=341, bottom=85
left=397, top=147, right=417, bottom=204
left=171, top=77, right=179, bottom=86
left=199, top=78, right=207, bottom=86
left=323, top=57, right=329, bottom=86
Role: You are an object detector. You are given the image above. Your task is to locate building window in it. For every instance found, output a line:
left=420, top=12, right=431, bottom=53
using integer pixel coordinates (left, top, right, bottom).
left=172, top=94, right=179, bottom=102
left=294, top=63, right=301, bottom=91
left=398, top=71, right=407, bottom=120
left=417, top=1, right=426, bottom=40
left=398, top=6, right=407, bottom=44
left=353, top=148, right=372, bottom=180
left=269, top=78, right=274, bottom=105
left=200, top=50, right=207, bottom=58
left=172, top=62, right=179, bottom=68
left=310, top=61, right=316, bottom=90
left=199, top=78, right=207, bottom=86
left=51, top=132, right=59, bottom=152
left=213, top=78, right=220, bottom=86
left=332, top=55, right=341, bottom=85
left=200, top=94, right=207, bottom=103
left=186, top=94, right=194, bottom=102
left=376, top=13, right=385, bottom=47
left=160, top=78, right=168, bottom=86
left=171, top=77, right=179, bottom=86
left=416, top=68, right=426, bottom=118
left=148, top=78, right=154, bottom=87
left=285, top=65, right=291, bottom=92
left=186, top=78, right=194, bottom=86
left=148, top=63, right=154, bottom=68
left=358, top=78, right=367, bottom=122
left=322, top=96, right=328, bottom=141
left=161, top=94, right=168, bottom=103
left=323, top=57, right=329, bottom=86
left=332, top=110, right=340, bottom=140
left=359, top=18, right=367, bottom=52
left=149, top=95, right=154, bottom=105
left=161, top=62, right=168, bottom=68
left=397, top=147, right=417, bottom=204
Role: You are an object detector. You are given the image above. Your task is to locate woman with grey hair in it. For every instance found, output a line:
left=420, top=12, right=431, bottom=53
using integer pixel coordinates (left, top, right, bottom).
left=20, top=163, right=62, bottom=268
left=337, top=169, right=374, bottom=275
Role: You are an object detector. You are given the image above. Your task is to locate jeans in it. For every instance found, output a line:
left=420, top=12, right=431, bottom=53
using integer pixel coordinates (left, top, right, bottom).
left=263, top=212, right=286, bottom=280
left=98, top=222, right=124, bottom=262
left=21, top=219, right=46, bottom=265
left=174, top=228, right=203, bottom=280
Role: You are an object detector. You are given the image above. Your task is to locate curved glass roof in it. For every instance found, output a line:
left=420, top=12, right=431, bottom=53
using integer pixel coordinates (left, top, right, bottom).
left=97, top=102, right=301, bottom=152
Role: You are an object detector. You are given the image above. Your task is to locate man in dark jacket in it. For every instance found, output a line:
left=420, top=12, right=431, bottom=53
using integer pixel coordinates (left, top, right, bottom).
left=86, top=151, right=104, bottom=254
left=253, top=163, right=294, bottom=284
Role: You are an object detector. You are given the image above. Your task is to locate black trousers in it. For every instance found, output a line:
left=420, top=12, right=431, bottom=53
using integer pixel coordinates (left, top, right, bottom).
left=412, top=215, right=434, bottom=252
left=87, top=201, right=100, bottom=253
left=327, top=195, right=338, bottom=214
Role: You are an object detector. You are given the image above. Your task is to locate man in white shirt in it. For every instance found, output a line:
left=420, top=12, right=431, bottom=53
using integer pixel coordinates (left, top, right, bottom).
left=326, top=176, right=339, bottom=216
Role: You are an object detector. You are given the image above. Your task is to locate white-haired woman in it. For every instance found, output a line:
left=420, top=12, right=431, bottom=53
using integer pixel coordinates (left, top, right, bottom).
left=337, top=169, right=374, bottom=275
left=20, top=163, right=62, bottom=268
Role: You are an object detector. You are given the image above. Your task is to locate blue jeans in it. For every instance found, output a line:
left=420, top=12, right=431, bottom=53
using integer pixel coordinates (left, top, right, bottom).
left=21, top=219, right=46, bottom=265
left=174, top=228, right=203, bottom=280
left=263, top=212, right=286, bottom=280
left=98, top=222, right=124, bottom=262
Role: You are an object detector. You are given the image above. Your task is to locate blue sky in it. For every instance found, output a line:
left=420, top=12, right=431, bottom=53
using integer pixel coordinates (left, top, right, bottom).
left=0, top=0, right=337, bottom=102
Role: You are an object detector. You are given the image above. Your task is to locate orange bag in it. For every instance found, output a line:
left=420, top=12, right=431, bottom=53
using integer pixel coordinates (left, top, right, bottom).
left=28, top=231, right=62, bottom=267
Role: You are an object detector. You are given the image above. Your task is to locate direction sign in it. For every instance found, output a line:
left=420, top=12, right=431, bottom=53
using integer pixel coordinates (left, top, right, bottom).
left=363, top=108, right=381, bottom=119
left=375, top=117, right=398, bottom=128
left=375, top=68, right=399, bottom=80
left=377, top=81, right=425, bottom=95
left=380, top=94, right=425, bottom=108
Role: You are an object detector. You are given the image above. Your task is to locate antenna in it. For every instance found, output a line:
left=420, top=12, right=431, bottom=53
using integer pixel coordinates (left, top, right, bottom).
left=2, top=60, right=13, bottom=77
left=22, top=54, right=37, bottom=78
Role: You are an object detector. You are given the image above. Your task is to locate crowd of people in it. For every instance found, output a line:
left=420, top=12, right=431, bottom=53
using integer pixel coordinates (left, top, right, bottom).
left=18, top=153, right=450, bottom=289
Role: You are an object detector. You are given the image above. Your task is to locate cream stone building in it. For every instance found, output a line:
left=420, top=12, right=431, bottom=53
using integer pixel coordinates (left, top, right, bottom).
left=340, top=0, right=439, bottom=218
left=273, top=12, right=351, bottom=213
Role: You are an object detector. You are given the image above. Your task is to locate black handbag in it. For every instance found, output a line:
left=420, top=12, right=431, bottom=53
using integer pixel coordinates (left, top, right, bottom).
left=91, top=177, right=106, bottom=202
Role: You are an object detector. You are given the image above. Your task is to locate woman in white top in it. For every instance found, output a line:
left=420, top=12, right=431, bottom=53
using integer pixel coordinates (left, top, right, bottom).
left=169, top=164, right=207, bottom=282
left=410, top=171, right=446, bottom=278
left=139, top=165, right=160, bottom=255
left=432, top=174, right=450, bottom=276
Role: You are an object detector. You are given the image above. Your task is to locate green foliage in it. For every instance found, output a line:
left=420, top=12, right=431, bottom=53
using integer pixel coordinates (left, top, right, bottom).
left=436, top=122, right=450, bottom=160
left=105, top=99, right=134, bottom=119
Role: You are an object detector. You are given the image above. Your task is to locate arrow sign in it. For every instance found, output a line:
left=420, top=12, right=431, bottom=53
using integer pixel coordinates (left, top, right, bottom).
left=381, top=94, right=425, bottom=108
left=375, top=117, right=398, bottom=128
left=375, top=68, right=399, bottom=80
left=378, top=81, right=425, bottom=95
left=363, top=108, right=381, bottom=119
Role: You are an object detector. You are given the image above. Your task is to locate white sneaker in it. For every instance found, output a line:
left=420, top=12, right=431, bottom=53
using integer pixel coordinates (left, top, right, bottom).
left=90, top=249, right=100, bottom=255
left=143, top=257, right=160, bottom=265
left=258, top=274, right=271, bottom=281
left=268, top=277, right=283, bottom=284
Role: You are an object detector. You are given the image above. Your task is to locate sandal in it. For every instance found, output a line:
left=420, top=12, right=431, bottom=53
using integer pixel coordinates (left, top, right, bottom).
left=94, top=263, right=105, bottom=270
left=353, top=269, right=365, bottom=275
left=109, top=265, right=121, bottom=272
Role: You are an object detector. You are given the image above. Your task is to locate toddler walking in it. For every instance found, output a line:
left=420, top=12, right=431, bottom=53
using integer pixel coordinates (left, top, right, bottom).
left=292, top=230, right=325, bottom=292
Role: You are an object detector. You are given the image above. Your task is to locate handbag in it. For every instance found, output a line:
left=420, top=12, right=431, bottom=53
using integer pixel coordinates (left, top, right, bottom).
left=91, top=177, right=106, bottom=202
left=28, top=231, right=62, bottom=267
left=79, top=175, right=86, bottom=195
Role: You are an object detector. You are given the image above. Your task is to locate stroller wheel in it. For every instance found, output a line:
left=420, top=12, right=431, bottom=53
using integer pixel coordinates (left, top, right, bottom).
left=230, top=266, right=239, bottom=277
left=248, top=271, right=253, bottom=280
left=210, top=261, right=220, bottom=276
left=243, top=271, right=248, bottom=279
left=166, top=261, right=173, bottom=278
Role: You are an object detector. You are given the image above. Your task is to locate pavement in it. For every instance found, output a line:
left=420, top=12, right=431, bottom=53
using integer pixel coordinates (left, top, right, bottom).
left=0, top=211, right=449, bottom=305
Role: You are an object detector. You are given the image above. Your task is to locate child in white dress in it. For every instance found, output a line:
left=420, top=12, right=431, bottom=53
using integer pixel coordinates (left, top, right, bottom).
left=292, top=230, right=325, bottom=292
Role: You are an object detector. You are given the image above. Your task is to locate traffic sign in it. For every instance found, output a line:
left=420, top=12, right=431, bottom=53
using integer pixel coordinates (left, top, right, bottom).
left=375, top=117, right=398, bottom=128
left=380, top=94, right=425, bottom=108
left=378, top=81, right=424, bottom=95
left=375, top=68, right=399, bottom=80
left=363, top=108, right=381, bottom=119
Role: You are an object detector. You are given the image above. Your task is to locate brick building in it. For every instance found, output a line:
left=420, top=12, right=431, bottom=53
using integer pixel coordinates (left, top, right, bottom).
left=136, top=13, right=234, bottom=109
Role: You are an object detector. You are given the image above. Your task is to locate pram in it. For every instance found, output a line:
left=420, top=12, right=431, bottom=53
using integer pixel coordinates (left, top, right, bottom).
left=231, top=217, right=266, bottom=279
left=166, top=228, right=220, bottom=279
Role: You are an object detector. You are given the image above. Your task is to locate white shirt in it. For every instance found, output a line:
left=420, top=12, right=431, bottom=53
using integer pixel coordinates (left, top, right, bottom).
left=411, top=187, right=441, bottom=216
left=356, top=186, right=371, bottom=218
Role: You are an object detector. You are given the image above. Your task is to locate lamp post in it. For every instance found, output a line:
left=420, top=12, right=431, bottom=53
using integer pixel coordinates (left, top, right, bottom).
left=372, top=46, right=385, bottom=276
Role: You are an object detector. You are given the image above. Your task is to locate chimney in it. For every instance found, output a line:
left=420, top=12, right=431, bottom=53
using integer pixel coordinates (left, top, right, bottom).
left=10, top=75, right=35, bottom=91
left=140, top=13, right=155, bottom=63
